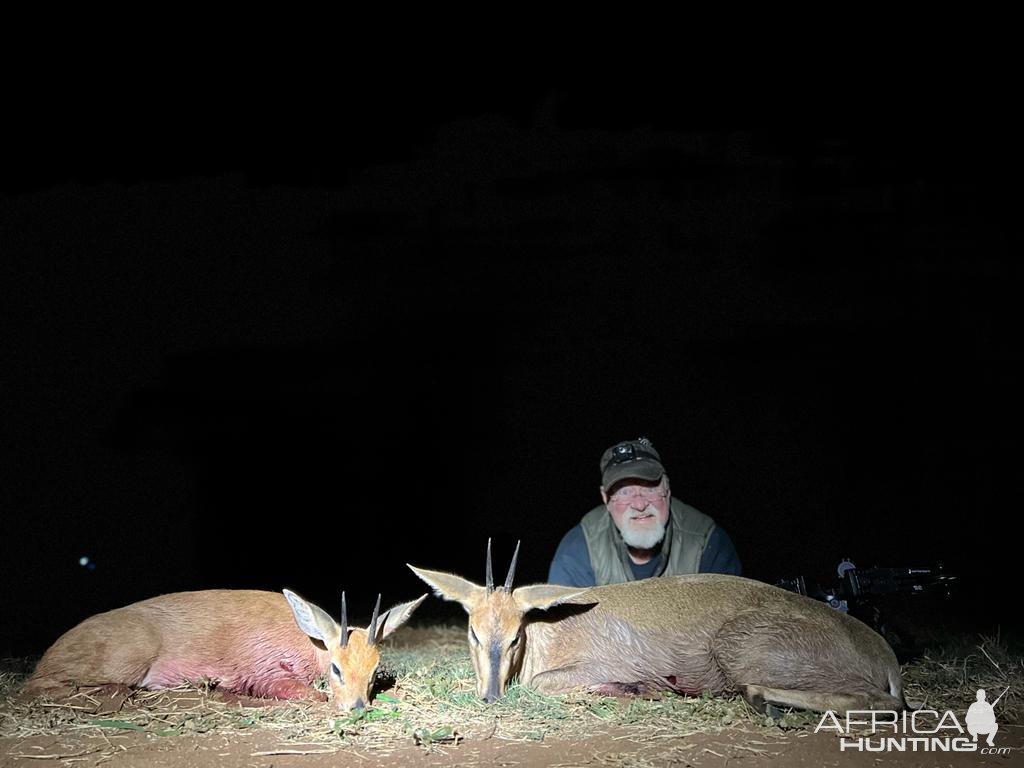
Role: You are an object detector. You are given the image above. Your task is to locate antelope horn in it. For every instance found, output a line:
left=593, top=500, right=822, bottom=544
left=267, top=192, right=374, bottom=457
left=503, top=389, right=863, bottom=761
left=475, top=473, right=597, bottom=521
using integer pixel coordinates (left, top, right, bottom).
left=367, top=593, right=382, bottom=645
left=504, top=539, right=521, bottom=591
left=340, top=591, right=348, bottom=647
left=485, top=537, right=495, bottom=594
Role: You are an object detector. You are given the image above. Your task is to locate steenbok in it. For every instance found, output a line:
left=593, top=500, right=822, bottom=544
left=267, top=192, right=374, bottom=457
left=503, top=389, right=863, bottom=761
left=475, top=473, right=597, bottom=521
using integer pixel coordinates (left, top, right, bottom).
left=26, top=589, right=426, bottom=711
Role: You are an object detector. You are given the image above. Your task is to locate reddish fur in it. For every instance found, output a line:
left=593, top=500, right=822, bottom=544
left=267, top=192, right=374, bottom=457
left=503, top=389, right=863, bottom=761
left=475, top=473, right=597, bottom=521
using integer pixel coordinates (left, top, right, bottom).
left=26, top=590, right=327, bottom=700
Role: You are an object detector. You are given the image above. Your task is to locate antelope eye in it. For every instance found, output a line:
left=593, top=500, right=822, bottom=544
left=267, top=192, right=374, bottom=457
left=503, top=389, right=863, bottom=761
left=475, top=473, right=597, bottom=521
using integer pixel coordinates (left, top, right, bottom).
left=330, top=663, right=344, bottom=683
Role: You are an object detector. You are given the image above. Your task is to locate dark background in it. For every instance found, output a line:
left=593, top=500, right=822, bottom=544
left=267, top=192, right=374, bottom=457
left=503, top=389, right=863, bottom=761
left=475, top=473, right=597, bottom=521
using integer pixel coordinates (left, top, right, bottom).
left=2, top=79, right=1019, bottom=655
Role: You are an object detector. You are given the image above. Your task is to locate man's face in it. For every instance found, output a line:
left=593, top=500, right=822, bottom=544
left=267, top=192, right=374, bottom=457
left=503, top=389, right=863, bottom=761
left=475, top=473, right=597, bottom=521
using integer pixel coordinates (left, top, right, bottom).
left=602, top=478, right=670, bottom=549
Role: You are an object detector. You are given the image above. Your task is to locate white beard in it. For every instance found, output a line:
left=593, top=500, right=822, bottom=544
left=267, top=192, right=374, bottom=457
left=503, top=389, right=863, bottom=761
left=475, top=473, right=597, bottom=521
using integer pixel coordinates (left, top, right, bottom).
left=618, top=506, right=666, bottom=550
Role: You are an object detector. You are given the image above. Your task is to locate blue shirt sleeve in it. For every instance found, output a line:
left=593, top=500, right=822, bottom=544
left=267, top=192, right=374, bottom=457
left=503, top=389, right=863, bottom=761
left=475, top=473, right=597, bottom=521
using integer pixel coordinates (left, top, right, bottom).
left=699, top=526, right=742, bottom=575
left=548, top=525, right=597, bottom=586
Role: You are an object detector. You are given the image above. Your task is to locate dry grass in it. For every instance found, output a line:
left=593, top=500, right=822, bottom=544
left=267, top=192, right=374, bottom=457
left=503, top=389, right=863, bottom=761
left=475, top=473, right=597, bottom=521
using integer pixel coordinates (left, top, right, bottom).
left=901, top=630, right=1023, bottom=723
left=2, top=623, right=1021, bottom=756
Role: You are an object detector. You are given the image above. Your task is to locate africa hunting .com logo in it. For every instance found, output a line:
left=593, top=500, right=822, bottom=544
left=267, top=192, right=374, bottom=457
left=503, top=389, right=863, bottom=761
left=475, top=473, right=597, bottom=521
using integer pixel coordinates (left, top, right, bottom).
left=815, top=687, right=1011, bottom=755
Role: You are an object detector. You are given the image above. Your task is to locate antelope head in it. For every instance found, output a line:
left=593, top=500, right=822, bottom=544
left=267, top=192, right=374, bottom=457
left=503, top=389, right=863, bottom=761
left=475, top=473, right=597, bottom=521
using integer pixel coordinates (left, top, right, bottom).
left=283, top=589, right=426, bottom=711
left=408, top=540, right=584, bottom=702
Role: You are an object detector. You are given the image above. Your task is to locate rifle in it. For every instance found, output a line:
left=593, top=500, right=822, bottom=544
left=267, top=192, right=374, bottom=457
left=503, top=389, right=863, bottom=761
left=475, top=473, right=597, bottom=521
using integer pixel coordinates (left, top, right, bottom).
left=775, top=559, right=958, bottom=656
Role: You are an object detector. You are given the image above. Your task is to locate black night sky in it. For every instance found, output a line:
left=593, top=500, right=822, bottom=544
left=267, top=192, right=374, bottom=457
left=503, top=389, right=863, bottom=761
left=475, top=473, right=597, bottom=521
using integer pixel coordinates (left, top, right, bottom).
left=2, top=79, right=1020, bottom=656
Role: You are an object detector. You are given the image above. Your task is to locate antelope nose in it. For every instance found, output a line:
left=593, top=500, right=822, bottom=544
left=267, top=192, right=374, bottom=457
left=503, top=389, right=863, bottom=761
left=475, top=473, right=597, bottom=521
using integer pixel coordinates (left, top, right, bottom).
left=482, top=693, right=498, bottom=704
left=353, top=698, right=366, bottom=710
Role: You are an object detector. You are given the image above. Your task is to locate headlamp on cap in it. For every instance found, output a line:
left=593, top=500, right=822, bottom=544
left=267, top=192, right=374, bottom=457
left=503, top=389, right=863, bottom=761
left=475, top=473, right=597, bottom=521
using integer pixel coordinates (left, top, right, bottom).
left=603, top=438, right=659, bottom=473
left=599, top=436, right=666, bottom=490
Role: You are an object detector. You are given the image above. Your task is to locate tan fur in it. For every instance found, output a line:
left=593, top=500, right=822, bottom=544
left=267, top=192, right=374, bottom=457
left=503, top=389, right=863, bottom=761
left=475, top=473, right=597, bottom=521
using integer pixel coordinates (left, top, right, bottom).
left=26, top=589, right=426, bottom=712
left=409, top=566, right=905, bottom=716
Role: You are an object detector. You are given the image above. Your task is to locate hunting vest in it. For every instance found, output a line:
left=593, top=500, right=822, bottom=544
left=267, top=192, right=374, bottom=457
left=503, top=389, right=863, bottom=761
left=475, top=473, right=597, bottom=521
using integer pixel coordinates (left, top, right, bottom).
left=579, top=498, right=716, bottom=584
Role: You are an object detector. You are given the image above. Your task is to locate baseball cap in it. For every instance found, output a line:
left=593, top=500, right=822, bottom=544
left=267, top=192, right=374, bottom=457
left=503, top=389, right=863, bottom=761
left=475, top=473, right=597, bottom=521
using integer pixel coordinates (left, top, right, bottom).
left=600, top=437, right=665, bottom=489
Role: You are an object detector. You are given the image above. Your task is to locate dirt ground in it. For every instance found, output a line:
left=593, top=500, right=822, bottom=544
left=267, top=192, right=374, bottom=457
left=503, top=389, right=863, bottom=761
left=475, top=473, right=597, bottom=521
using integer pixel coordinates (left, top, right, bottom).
left=3, top=723, right=1022, bottom=768
left=3, top=704, right=1021, bottom=768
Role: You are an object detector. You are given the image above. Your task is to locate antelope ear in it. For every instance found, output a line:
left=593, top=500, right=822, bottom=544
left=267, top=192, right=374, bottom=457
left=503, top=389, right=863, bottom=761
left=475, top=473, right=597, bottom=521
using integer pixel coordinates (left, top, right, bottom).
left=283, top=589, right=340, bottom=645
left=512, top=584, right=589, bottom=612
left=374, top=593, right=428, bottom=643
left=407, top=565, right=485, bottom=614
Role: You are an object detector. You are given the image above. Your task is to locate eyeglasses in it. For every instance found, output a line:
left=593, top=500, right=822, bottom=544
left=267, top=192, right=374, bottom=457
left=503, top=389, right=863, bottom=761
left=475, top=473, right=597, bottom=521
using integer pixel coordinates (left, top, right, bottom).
left=609, top=485, right=668, bottom=504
